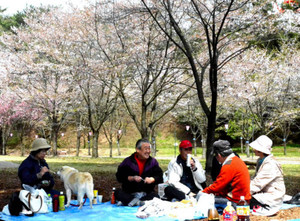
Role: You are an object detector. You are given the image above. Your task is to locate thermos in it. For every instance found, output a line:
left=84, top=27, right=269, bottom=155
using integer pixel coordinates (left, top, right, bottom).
left=52, top=194, right=59, bottom=212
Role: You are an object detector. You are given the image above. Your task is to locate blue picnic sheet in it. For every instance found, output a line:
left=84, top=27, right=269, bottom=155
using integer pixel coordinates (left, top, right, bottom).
left=0, top=200, right=204, bottom=221
left=0, top=200, right=299, bottom=221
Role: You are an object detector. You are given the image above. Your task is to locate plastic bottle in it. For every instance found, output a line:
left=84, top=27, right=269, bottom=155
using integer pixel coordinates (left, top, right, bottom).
left=111, top=187, right=116, bottom=204
left=207, top=201, right=219, bottom=221
left=222, top=201, right=237, bottom=221
left=236, top=196, right=250, bottom=221
left=46, top=194, right=53, bottom=212
left=59, top=191, right=65, bottom=211
left=52, top=194, right=59, bottom=212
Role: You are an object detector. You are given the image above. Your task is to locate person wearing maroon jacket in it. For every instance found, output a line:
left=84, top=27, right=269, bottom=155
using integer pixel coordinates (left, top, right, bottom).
left=115, top=138, right=163, bottom=206
left=202, top=140, right=251, bottom=205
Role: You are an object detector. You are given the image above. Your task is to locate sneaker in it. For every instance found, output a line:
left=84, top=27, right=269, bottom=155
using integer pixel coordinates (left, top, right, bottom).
left=116, top=201, right=123, bottom=206
left=128, top=198, right=139, bottom=207
left=284, top=193, right=300, bottom=205
left=252, top=205, right=279, bottom=216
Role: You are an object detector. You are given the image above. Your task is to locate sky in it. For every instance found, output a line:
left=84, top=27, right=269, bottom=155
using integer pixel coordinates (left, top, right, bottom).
left=1, top=0, right=86, bottom=15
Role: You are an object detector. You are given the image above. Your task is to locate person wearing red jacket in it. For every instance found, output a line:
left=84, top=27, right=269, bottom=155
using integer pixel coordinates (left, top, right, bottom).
left=202, top=140, right=251, bottom=205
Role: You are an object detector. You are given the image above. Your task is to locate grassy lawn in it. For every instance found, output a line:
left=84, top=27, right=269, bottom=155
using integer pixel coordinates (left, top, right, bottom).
left=1, top=143, right=299, bottom=198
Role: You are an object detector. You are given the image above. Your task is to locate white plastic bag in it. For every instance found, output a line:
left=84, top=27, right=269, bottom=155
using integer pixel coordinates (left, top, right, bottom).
left=195, top=192, right=215, bottom=217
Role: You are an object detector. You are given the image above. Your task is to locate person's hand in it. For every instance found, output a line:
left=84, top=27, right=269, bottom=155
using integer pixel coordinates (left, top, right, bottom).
left=188, top=192, right=196, bottom=198
left=144, top=177, right=155, bottom=184
left=190, top=159, right=196, bottom=170
left=39, top=166, right=49, bottom=177
left=129, top=175, right=143, bottom=182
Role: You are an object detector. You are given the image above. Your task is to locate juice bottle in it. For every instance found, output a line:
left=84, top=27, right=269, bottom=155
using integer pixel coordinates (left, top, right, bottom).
left=236, top=196, right=250, bottom=221
left=59, top=191, right=65, bottom=211
left=111, top=187, right=116, bottom=204
left=223, top=201, right=237, bottom=221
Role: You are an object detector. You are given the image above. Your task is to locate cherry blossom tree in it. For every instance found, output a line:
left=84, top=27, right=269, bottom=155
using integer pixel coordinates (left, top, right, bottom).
left=138, top=0, right=277, bottom=171
left=1, top=8, right=76, bottom=156
left=112, top=4, right=193, bottom=148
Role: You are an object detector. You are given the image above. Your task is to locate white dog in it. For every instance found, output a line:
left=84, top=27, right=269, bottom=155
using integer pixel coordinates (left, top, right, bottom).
left=57, top=166, right=94, bottom=209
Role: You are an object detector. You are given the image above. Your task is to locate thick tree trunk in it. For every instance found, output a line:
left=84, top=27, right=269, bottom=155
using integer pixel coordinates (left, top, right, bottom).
left=205, top=116, right=216, bottom=173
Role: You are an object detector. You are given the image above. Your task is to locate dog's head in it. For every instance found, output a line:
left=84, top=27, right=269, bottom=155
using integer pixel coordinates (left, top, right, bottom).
left=57, top=166, right=78, bottom=180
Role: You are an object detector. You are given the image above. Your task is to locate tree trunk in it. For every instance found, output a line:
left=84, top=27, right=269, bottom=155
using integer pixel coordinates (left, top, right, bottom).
left=1, top=129, right=6, bottom=155
left=117, top=140, right=121, bottom=156
left=192, top=135, right=197, bottom=156
left=205, top=120, right=215, bottom=173
left=76, top=129, right=81, bottom=157
left=92, top=131, right=99, bottom=158
left=52, top=131, right=58, bottom=156
left=88, top=134, right=91, bottom=156
left=246, top=141, right=250, bottom=158
left=109, top=141, right=113, bottom=158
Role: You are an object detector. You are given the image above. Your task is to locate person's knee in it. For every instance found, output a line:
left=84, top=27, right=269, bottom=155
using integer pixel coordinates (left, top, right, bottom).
left=164, top=186, right=175, bottom=196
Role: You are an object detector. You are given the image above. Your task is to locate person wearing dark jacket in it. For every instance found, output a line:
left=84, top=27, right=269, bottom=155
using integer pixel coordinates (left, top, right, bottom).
left=18, top=138, right=58, bottom=195
left=115, top=138, right=163, bottom=206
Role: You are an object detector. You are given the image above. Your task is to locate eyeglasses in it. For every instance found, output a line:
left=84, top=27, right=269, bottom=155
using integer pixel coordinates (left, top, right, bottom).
left=183, top=147, right=192, bottom=151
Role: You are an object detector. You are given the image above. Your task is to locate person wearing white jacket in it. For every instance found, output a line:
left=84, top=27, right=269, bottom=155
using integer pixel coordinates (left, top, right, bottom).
left=164, top=140, right=206, bottom=201
left=250, top=135, right=286, bottom=216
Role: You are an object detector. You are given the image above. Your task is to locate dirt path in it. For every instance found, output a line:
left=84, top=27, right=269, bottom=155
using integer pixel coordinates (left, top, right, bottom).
left=0, top=161, right=19, bottom=169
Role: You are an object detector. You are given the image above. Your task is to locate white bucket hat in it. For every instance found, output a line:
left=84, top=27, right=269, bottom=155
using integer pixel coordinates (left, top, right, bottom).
left=31, top=138, right=51, bottom=152
left=249, top=135, right=272, bottom=155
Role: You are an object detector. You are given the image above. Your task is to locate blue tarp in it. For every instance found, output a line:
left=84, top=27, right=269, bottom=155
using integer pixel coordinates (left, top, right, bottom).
left=0, top=201, right=204, bottom=221
left=0, top=201, right=299, bottom=221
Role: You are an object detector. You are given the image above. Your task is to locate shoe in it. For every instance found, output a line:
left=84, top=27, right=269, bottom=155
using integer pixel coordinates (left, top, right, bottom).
left=128, top=198, right=139, bottom=207
left=284, top=193, right=300, bottom=205
left=116, top=201, right=123, bottom=206
left=252, top=205, right=279, bottom=216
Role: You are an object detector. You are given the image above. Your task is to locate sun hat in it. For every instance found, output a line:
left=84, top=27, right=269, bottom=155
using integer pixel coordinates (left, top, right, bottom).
left=179, top=140, right=193, bottom=149
left=249, top=135, right=272, bottom=155
left=31, top=138, right=51, bottom=152
left=213, top=140, right=233, bottom=155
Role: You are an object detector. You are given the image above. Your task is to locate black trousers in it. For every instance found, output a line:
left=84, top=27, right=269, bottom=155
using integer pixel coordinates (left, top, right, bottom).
left=164, top=185, right=186, bottom=201
left=115, top=189, right=159, bottom=206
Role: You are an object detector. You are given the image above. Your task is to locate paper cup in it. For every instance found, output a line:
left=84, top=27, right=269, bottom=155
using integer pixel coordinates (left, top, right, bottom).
left=93, top=190, right=98, bottom=197
left=98, top=195, right=103, bottom=203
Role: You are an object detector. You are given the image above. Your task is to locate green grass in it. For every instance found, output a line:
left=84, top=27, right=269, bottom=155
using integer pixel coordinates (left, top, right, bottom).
left=1, top=154, right=299, bottom=196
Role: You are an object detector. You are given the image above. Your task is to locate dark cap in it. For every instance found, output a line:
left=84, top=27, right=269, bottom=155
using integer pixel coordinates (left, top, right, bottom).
left=213, top=140, right=233, bottom=155
left=179, top=140, right=193, bottom=149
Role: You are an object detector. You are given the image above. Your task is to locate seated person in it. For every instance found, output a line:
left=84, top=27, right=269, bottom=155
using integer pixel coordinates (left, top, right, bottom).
left=249, top=135, right=286, bottom=216
left=18, top=138, right=58, bottom=196
left=115, top=138, right=163, bottom=206
left=164, top=140, right=206, bottom=201
left=202, top=140, right=251, bottom=205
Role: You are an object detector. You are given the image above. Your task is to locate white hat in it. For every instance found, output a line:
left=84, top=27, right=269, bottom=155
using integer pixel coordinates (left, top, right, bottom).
left=31, top=138, right=51, bottom=152
left=249, top=135, right=272, bottom=155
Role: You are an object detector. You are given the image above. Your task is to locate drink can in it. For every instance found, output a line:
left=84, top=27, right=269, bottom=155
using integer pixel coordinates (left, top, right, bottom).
left=186, top=154, right=192, bottom=167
